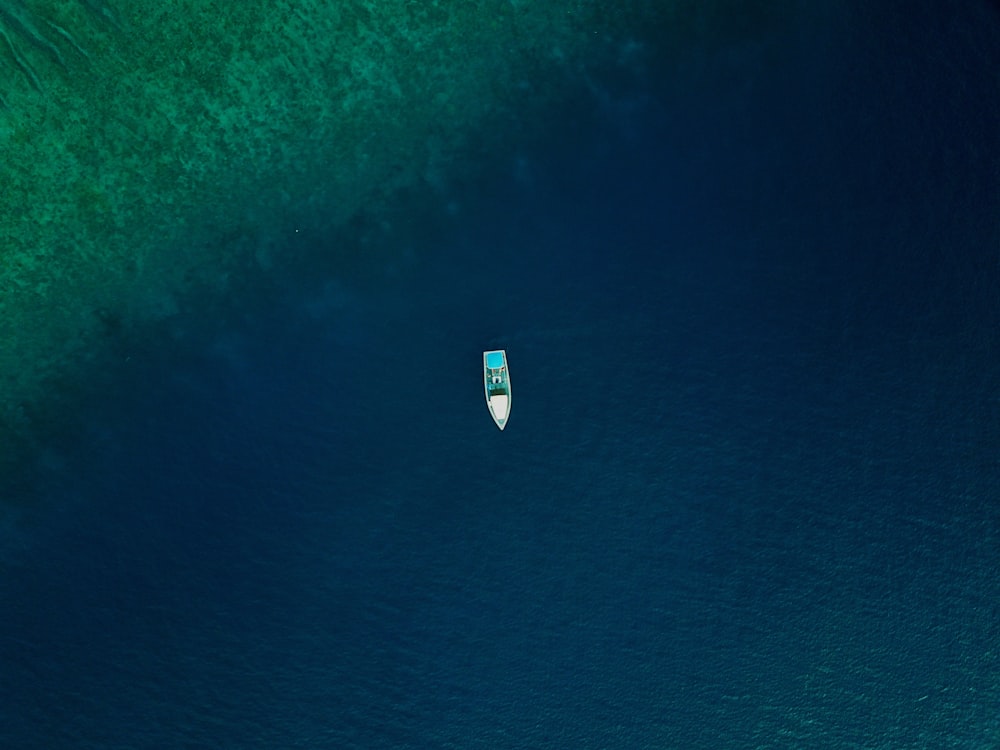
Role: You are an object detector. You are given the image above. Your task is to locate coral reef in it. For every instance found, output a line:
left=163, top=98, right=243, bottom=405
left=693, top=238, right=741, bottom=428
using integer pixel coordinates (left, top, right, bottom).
left=0, top=0, right=117, bottom=96
left=0, top=0, right=668, bottom=481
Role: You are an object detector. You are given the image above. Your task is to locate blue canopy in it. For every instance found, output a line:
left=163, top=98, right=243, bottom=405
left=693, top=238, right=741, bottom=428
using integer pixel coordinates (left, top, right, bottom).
left=486, top=351, right=504, bottom=369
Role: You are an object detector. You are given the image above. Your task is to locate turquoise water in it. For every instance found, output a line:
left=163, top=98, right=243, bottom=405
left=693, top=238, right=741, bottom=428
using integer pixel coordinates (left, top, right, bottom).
left=2, top=2, right=999, bottom=747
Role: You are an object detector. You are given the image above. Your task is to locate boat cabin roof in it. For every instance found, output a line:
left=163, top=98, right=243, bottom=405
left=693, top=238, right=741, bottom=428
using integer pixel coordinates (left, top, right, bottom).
left=486, top=351, right=505, bottom=369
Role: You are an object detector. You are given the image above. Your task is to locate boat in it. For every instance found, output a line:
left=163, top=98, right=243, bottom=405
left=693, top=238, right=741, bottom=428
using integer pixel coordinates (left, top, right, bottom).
left=483, top=349, right=511, bottom=430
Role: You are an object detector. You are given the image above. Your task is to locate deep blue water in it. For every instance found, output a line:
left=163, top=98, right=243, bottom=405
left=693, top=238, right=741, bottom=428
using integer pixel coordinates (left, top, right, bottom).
left=3, top=3, right=1000, bottom=747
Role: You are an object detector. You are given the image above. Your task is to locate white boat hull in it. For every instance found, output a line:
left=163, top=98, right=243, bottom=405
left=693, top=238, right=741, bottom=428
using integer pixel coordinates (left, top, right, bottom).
left=483, top=350, right=511, bottom=430
left=489, top=394, right=510, bottom=430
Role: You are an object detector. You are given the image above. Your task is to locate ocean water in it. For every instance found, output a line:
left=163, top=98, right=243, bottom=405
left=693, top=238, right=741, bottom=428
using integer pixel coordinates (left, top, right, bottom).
left=2, top=2, right=999, bottom=747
